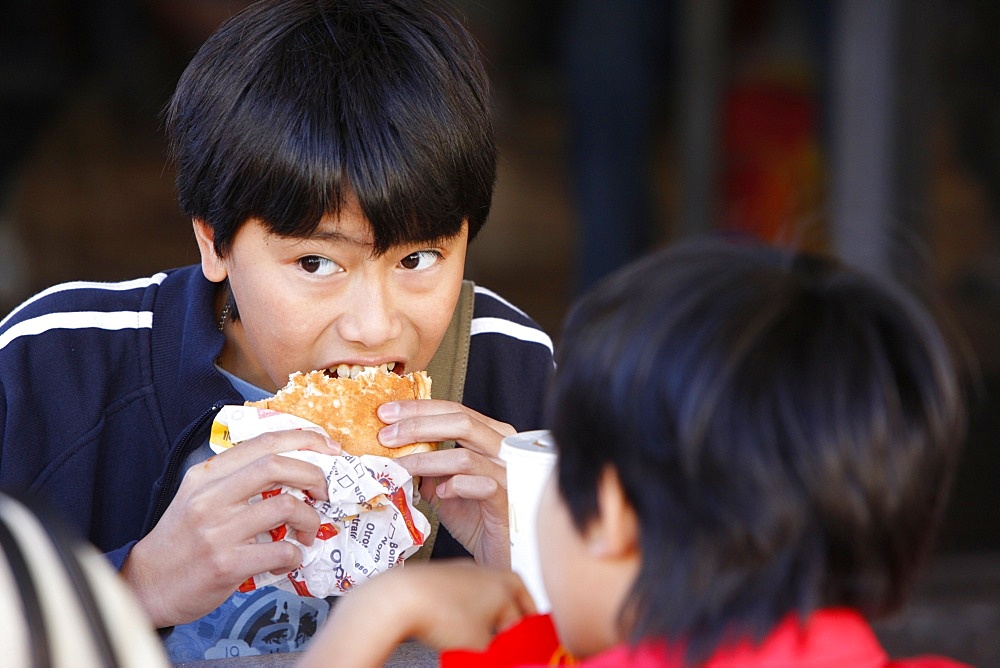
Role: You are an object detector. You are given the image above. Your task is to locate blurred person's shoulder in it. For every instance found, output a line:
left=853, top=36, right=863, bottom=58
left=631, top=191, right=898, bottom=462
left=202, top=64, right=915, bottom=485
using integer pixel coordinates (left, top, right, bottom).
left=887, top=658, right=972, bottom=668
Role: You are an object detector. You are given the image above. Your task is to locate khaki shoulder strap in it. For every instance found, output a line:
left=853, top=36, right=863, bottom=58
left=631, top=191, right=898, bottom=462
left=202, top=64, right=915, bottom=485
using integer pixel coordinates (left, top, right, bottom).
left=410, top=279, right=475, bottom=560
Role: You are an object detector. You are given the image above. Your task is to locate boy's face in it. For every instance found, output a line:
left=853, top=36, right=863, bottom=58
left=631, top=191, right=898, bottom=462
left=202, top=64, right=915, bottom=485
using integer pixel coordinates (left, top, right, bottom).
left=195, top=199, right=467, bottom=392
left=537, top=468, right=640, bottom=659
left=537, top=474, right=603, bottom=657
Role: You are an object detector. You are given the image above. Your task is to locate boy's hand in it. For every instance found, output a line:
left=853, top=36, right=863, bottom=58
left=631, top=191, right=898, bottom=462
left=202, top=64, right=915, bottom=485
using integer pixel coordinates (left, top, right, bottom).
left=121, top=429, right=339, bottom=628
left=298, top=560, right=535, bottom=668
left=377, top=399, right=516, bottom=567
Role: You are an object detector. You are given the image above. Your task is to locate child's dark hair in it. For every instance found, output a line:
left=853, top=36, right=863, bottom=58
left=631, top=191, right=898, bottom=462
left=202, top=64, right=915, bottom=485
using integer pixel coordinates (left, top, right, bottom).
left=166, top=0, right=495, bottom=256
left=546, top=238, right=968, bottom=660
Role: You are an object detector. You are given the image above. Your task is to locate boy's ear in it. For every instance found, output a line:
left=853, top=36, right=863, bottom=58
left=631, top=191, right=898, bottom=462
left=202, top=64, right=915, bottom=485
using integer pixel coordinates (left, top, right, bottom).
left=192, top=218, right=228, bottom=282
left=587, top=466, right=639, bottom=559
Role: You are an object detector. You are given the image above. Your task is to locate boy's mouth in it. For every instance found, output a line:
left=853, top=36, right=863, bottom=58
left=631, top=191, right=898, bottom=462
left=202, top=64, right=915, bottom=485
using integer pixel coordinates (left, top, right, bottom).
left=324, top=362, right=401, bottom=379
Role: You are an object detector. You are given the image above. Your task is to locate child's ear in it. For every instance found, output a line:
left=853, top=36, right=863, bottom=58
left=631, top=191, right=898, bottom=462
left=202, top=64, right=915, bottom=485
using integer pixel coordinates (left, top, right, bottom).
left=587, top=466, right=639, bottom=559
left=192, top=218, right=228, bottom=282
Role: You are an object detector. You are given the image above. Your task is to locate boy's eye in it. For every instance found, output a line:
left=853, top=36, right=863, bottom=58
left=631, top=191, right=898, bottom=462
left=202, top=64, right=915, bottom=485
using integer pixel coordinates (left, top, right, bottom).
left=399, top=250, right=441, bottom=271
left=298, top=256, right=340, bottom=275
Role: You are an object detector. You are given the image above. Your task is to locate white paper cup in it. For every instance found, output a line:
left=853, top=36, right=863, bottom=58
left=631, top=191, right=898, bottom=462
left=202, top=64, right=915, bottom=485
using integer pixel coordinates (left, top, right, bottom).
left=499, top=429, right=557, bottom=613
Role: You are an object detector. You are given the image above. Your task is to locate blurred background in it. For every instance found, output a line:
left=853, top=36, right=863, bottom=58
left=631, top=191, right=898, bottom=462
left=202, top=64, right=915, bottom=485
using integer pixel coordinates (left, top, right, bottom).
left=1, top=0, right=998, bottom=662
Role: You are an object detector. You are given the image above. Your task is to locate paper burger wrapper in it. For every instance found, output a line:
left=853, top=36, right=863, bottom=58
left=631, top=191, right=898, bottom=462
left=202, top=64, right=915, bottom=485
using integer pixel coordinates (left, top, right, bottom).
left=209, top=405, right=431, bottom=598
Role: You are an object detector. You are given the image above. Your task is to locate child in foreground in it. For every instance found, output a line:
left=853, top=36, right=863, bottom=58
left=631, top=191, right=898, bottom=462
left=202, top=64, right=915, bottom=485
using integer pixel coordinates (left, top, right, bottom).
left=301, top=238, right=970, bottom=667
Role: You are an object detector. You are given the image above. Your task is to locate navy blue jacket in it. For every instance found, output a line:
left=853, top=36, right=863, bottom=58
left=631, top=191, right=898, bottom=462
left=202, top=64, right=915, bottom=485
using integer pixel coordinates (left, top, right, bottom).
left=0, top=265, right=555, bottom=567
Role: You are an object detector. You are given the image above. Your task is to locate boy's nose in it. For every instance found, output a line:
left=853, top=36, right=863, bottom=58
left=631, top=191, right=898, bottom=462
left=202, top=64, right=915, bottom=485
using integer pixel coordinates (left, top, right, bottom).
left=336, top=280, right=400, bottom=347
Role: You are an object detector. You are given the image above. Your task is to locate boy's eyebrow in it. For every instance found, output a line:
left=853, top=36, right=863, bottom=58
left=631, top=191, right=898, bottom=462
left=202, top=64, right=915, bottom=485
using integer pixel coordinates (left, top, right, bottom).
left=277, top=226, right=464, bottom=251
left=281, top=229, right=374, bottom=248
left=310, top=230, right=371, bottom=245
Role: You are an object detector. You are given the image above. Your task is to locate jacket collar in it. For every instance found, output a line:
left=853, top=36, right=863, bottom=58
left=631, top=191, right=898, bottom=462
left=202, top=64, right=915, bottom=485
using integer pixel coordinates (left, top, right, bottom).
left=150, top=265, right=242, bottom=445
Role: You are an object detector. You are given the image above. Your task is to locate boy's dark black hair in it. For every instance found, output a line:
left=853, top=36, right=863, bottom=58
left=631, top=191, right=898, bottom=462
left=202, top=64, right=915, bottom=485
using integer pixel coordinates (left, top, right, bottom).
left=166, top=0, right=495, bottom=256
left=546, top=238, right=968, bottom=660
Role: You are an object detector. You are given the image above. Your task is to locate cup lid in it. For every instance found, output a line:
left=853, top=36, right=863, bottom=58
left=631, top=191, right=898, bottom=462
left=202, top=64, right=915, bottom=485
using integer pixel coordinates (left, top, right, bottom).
left=500, top=430, right=557, bottom=459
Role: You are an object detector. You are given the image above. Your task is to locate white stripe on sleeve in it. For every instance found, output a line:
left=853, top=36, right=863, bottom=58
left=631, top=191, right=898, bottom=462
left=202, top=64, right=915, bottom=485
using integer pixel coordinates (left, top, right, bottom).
left=0, top=311, right=154, bottom=352
left=473, top=286, right=529, bottom=318
left=0, top=273, right=168, bottom=329
left=470, top=317, right=554, bottom=354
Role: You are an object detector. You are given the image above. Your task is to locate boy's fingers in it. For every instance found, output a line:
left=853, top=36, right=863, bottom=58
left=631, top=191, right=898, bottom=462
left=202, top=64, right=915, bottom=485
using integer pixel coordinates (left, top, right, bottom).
left=213, top=429, right=339, bottom=467
left=187, top=442, right=333, bottom=506
left=240, top=451, right=331, bottom=503
left=242, top=488, right=322, bottom=547
left=379, top=400, right=515, bottom=440
left=233, top=540, right=307, bottom=579
left=192, top=429, right=337, bottom=487
left=379, top=412, right=511, bottom=459
left=396, top=448, right=506, bottom=486
left=433, top=472, right=504, bottom=500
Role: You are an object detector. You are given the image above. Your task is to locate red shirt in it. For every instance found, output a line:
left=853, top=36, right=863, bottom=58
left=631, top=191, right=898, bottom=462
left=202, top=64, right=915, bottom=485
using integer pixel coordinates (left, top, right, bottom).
left=440, top=609, right=969, bottom=668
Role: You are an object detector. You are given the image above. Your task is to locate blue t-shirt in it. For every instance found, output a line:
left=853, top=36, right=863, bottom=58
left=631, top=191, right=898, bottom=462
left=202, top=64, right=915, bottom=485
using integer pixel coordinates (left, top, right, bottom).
left=163, top=367, right=340, bottom=662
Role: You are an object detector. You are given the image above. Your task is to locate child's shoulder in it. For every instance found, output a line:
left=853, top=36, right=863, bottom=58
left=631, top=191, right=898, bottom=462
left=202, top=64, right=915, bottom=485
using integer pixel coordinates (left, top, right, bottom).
left=472, top=285, right=535, bottom=322
left=0, top=272, right=171, bottom=340
left=471, top=284, right=554, bottom=355
left=887, top=658, right=973, bottom=668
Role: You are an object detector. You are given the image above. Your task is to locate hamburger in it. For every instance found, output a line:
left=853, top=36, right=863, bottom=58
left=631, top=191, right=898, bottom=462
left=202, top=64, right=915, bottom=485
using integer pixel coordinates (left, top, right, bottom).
left=247, top=367, right=436, bottom=458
